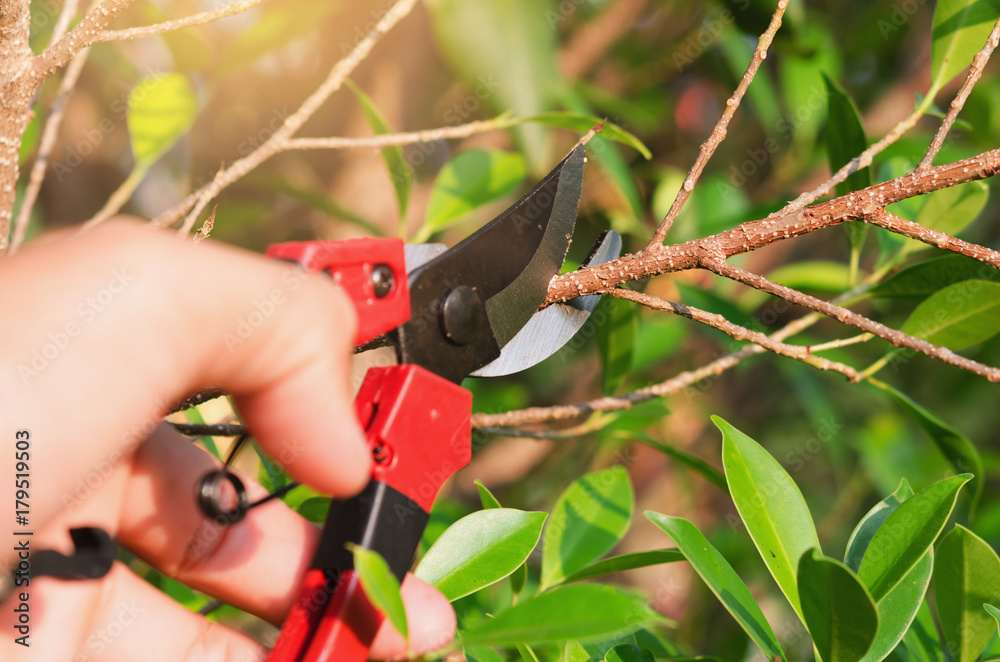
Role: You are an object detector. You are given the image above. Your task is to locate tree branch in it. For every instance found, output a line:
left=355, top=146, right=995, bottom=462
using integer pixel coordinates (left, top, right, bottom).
left=546, top=148, right=1000, bottom=303
left=862, top=208, right=1000, bottom=267
left=607, top=288, right=860, bottom=379
left=94, top=0, right=266, bottom=43
left=646, top=0, right=788, bottom=248
left=168, top=0, right=420, bottom=236
left=0, top=0, right=34, bottom=252
left=917, top=16, right=1000, bottom=170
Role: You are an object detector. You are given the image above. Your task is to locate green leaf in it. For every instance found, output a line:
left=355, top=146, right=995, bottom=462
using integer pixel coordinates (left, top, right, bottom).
left=344, top=80, right=412, bottom=223
left=845, top=480, right=935, bottom=662
left=347, top=544, right=408, bottom=641
left=985, top=604, right=1000, bottom=636
left=605, top=644, right=655, bottom=662
left=415, top=508, right=546, bottom=601
left=515, top=112, right=651, bottom=159
left=460, top=585, right=663, bottom=648
left=798, top=548, right=879, bottom=662
left=900, top=280, right=1000, bottom=350
left=823, top=73, right=871, bottom=263
left=541, top=468, right=635, bottom=590
left=296, top=496, right=331, bottom=524
left=476, top=480, right=503, bottom=509
left=716, top=415, right=821, bottom=622
left=934, top=524, right=1000, bottom=662
left=596, top=296, right=637, bottom=396
left=913, top=180, right=989, bottom=237
left=418, top=149, right=526, bottom=241
left=845, top=479, right=915, bottom=572
left=645, top=512, right=785, bottom=661
left=900, top=599, right=945, bottom=662
left=556, top=550, right=685, bottom=586
left=127, top=72, right=198, bottom=166
left=857, top=474, right=972, bottom=601
left=877, top=383, right=984, bottom=514
left=931, top=0, right=1000, bottom=91
left=871, top=254, right=1000, bottom=300
left=519, top=643, right=541, bottom=662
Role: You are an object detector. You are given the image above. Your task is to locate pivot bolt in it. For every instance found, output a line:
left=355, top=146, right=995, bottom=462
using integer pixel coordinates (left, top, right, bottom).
left=371, top=264, right=395, bottom=298
left=441, top=286, right=484, bottom=345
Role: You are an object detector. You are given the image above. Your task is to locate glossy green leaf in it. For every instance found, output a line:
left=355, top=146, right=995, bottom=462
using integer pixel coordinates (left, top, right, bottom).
left=345, top=80, right=411, bottom=222
left=913, top=180, right=988, bottom=237
left=862, top=552, right=933, bottom=662
left=931, top=0, right=1000, bottom=91
left=857, top=474, right=972, bottom=601
left=605, top=644, right=655, bottom=662
left=767, top=261, right=851, bottom=293
left=348, top=544, right=408, bottom=641
left=416, top=508, right=546, bottom=601
left=845, top=479, right=914, bottom=572
left=900, top=280, right=1000, bottom=350
left=296, top=496, right=331, bottom=524
left=460, top=585, right=662, bottom=647
left=877, top=383, right=984, bottom=514
left=798, top=549, right=879, bottom=662
left=871, top=254, right=1000, bottom=300
left=564, top=640, right=591, bottom=662
left=556, top=550, right=685, bottom=586
left=645, top=513, right=784, bottom=661
left=845, top=479, right=935, bottom=662
left=541, top=468, right=635, bottom=590
left=476, top=480, right=503, bottom=509
left=935, top=525, right=1000, bottom=662
left=596, top=296, right=637, bottom=396
left=127, top=73, right=198, bottom=165
left=418, top=149, right=526, bottom=241
left=515, top=112, right=651, bottom=159
left=716, top=416, right=821, bottom=622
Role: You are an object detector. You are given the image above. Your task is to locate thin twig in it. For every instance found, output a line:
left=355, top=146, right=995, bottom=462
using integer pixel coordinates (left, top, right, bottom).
left=283, top=117, right=512, bottom=151
left=701, top=257, right=1000, bottom=383
left=607, top=288, right=860, bottom=379
left=171, top=0, right=419, bottom=236
left=646, top=0, right=788, bottom=248
left=862, top=208, right=1000, bottom=268
left=9, top=46, right=89, bottom=253
left=806, top=334, right=873, bottom=353
left=917, top=17, right=1000, bottom=170
left=95, top=0, right=266, bottom=42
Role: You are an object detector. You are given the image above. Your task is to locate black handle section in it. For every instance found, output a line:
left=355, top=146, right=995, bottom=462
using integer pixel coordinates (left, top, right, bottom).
left=312, top=479, right=430, bottom=583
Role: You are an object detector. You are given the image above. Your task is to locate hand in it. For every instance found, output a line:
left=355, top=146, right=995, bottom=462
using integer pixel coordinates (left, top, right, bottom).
left=0, top=221, right=455, bottom=661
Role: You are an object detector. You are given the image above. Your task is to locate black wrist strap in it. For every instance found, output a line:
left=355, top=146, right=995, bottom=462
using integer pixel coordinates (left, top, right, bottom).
left=30, top=527, right=117, bottom=580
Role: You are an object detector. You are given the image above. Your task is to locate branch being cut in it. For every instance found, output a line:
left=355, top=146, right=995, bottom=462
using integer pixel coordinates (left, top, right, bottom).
left=646, top=0, right=788, bottom=248
left=546, top=148, right=1000, bottom=304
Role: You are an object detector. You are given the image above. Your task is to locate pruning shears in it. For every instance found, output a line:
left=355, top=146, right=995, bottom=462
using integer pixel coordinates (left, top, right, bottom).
left=224, top=143, right=619, bottom=661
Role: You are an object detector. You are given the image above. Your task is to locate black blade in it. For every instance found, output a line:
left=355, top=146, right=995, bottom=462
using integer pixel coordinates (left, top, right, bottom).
left=397, top=144, right=585, bottom=383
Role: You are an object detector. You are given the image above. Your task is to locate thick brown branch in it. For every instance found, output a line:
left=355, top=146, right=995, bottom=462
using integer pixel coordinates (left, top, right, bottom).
left=547, top=148, right=1000, bottom=303
left=0, top=0, right=33, bottom=251
left=646, top=0, right=788, bottom=247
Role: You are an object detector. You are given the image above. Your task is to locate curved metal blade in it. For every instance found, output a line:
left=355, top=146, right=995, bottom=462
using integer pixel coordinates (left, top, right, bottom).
left=471, top=230, right=622, bottom=377
left=397, top=144, right=586, bottom=383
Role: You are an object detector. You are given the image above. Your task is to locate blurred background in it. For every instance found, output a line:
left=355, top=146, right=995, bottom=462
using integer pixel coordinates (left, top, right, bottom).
left=19, top=0, right=1000, bottom=658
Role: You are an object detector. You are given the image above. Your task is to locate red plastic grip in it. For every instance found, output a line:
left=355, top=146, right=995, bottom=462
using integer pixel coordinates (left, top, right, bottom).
left=266, top=239, right=410, bottom=347
left=355, top=365, right=472, bottom=512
